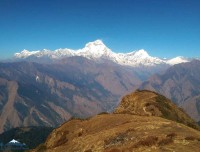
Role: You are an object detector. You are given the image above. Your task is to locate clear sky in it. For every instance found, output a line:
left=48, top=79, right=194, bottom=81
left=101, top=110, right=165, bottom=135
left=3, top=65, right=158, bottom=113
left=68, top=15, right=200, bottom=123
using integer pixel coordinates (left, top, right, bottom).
left=0, top=0, right=200, bottom=59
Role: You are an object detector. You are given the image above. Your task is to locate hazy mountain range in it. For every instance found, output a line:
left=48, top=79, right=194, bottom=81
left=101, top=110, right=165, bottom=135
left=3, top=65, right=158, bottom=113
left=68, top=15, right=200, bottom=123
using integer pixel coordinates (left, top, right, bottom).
left=0, top=57, right=142, bottom=133
left=0, top=40, right=199, bottom=134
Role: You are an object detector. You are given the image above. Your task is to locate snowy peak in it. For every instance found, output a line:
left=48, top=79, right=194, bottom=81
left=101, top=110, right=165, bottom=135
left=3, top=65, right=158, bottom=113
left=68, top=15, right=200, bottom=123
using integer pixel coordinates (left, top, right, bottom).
left=166, top=56, right=189, bottom=65
left=15, top=49, right=40, bottom=58
left=85, top=40, right=106, bottom=48
left=116, top=49, right=165, bottom=66
left=131, top=49, right=149, bottom=58
left=83, top=40, right=109, bottom=53
left=77, top=39, right=113, bottom=58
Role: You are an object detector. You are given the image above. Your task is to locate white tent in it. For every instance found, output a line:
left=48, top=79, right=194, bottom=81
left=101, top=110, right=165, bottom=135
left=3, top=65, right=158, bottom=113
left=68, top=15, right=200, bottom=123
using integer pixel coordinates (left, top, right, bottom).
left=5, top=139, right=28, bottom=150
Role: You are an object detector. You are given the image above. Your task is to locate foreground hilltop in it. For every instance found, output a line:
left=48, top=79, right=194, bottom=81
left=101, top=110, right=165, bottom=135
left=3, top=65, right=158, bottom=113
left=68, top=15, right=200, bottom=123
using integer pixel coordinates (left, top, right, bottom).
left=114, top=90, right=199, bottom=130
left=32, top=90, right=200, bottom=152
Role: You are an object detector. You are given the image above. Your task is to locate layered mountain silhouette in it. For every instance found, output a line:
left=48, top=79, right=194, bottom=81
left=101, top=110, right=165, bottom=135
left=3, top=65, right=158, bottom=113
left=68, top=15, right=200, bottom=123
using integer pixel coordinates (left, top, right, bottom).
left=0, top=57, right=142, bottom=133
left=31, top=90, right=200, bottom=152
left=139, top=60, right=200, bottom=122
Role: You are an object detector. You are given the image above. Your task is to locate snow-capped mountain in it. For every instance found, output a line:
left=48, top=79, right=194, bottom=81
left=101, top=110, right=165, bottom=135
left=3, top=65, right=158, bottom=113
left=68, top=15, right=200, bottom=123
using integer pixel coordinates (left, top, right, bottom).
left=166, top=56, right=189, bottom=65
left=14, top=40, right=189, bottom=67
left=77, top=40, right=114, bottom=58
left=115, top=50, right=166, bottom=66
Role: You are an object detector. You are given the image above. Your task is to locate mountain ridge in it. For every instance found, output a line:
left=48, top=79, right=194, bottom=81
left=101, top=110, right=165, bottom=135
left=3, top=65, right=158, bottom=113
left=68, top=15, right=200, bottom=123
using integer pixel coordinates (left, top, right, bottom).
left=14, top=40, right=189, bottom=67
left=31, top=90, right=200, bottom=152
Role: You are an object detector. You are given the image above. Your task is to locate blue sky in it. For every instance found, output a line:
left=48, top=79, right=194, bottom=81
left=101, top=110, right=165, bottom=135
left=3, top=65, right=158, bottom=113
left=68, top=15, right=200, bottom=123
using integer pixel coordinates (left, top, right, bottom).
left=0, top=0, right=200, bottom=59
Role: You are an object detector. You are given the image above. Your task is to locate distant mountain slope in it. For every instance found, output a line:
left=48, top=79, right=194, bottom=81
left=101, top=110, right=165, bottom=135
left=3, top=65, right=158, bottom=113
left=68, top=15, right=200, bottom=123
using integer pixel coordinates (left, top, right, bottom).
left=14, top=40, right=189, bottom=67
left=139, top=60, right=200, bottom=122
left=0, top=57, right=141, bottom=133
left=0, top=126, right=53, bottom=149
left=31, top=90, right=200, bottom=152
